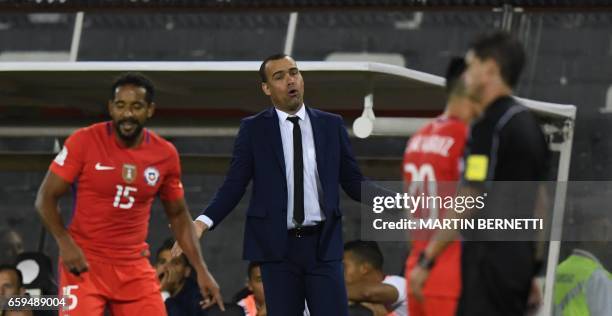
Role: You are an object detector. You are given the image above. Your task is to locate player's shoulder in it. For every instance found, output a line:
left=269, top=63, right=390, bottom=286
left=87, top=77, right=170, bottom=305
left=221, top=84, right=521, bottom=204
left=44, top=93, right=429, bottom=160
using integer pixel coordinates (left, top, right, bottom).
left=417, top=116, right=467, bottom=138
left=435, top=116, right=468, bottom=131
left=67, top=122, right=109, bottom=142
left=411, top=119, right=434, bottom=137
left=144, top=129, right=179, bottom=156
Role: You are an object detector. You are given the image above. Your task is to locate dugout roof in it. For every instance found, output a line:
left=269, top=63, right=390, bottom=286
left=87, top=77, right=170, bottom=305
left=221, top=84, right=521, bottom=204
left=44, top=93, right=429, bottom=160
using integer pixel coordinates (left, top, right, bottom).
left=0, top=61, right=445, bottom=119
left=0, top=61, right=575, bottom=128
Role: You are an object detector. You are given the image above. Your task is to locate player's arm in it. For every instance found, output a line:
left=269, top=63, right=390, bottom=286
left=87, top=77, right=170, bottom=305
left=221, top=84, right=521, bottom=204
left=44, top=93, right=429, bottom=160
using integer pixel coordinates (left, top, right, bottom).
left=172, top=120, right=253, bottom=256
left=162, top=198, right=224, bottom=311
left=410, top=184, right=482, bottom=301
left=35, top=171, right=89, bottom=274
left=424, top=185, right=482, bottom=257
left=346, top=281, right=399, bottom=306
left=163, top=198, right=207, bottom=273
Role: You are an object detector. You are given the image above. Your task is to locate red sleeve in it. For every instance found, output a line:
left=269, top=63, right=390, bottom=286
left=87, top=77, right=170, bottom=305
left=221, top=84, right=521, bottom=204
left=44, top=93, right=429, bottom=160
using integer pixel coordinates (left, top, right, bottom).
left=159, top=144, right=184, bottom=201
left=49, top=129, right=87, bottom=183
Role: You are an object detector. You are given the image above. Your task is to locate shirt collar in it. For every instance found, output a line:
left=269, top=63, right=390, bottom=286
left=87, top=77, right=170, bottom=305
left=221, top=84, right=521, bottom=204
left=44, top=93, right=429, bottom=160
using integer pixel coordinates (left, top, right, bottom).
left=275, top=104, right=306, bottom=123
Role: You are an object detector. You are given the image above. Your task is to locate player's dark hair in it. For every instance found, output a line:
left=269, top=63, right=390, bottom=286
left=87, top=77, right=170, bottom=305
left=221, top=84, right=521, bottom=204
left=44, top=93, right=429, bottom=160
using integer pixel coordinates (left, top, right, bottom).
left=259, top=53, right=290, bottom=83
left=344, top=240, right=384, bottom=271
left=111, top=72, right=155, bottom=104
left=0, top=264, right=23, bottom=288
left=445, top=57, right=467, bottom=95
left=470, top=31, right=526, bottom=88
left=247, top=261, right=261, bottom=280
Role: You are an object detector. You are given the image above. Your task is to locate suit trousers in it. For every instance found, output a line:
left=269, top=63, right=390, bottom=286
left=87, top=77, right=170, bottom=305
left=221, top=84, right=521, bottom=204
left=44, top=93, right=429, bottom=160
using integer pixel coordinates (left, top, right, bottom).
left=260, top=229, right=348, bottom=316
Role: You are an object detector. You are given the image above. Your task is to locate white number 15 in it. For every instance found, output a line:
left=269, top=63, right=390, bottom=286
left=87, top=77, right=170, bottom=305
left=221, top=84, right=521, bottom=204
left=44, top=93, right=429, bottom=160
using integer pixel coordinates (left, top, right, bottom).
left=113, top=185, right=137, bottom=209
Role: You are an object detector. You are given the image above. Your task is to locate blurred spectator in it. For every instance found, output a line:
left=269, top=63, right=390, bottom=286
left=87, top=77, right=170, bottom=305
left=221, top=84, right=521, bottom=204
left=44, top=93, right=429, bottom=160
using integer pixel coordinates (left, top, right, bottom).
left=237, top=262, right=309, bottom=316
left=0, top=264, right=33, bottom=316
left=237, top=262, right=266, bottom=316
left=0, top=264, right=27, bottom=297
left=344, top=241, right=407, bottom=316
left=554, top=218, right=612, bottom=316
left=155, top=238, right=206, bottom=316
left=0, top=229, right=24, bottom=266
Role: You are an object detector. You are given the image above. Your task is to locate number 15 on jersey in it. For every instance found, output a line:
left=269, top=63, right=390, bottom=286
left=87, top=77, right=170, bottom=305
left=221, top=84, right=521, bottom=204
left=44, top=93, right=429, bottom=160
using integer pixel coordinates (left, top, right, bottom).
left=113, top=185, right=137, bottom=209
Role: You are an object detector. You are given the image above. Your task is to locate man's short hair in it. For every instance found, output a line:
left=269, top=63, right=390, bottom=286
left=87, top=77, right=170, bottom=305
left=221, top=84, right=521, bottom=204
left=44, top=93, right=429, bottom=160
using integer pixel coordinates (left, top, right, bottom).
left=247, top=261, right=261, bottom=280
left=156, top=237, right=175, bottom=259
left=155, top=238, right=188, bottom=267
left=470, top=31, right=526, bottom=88
left=110, top=72, right=155, bottom=104
left=0, top=264, right=24, bottom=288
left=259, top=53, right=290, bottom=83
left=344, top=240, right=383, bottom=271
left=445, top=56, right=467, bottom=95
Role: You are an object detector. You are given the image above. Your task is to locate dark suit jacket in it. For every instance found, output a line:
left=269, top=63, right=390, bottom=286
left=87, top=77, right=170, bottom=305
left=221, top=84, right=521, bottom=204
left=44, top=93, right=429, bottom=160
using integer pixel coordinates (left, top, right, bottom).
left=203, top=106, right=365, bottom=261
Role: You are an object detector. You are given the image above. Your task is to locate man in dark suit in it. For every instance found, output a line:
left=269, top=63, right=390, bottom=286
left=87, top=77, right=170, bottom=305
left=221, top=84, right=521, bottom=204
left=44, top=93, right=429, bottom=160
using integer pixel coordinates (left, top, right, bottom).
left=180, top=54, right=373, bottom=315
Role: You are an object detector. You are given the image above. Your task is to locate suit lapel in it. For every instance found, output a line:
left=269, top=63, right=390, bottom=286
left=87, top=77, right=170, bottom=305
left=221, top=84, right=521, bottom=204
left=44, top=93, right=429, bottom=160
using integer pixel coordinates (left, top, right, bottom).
left=264, top=107, right=286, bottom=176
left=307, top=107, right=327, bottom=177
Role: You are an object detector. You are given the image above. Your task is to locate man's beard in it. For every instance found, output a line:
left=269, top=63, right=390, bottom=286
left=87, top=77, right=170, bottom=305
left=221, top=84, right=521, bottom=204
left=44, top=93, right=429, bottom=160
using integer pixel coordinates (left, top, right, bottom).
left=115, top=118, right=144, bottom=143
left=286, top=97, right=303, bottom=111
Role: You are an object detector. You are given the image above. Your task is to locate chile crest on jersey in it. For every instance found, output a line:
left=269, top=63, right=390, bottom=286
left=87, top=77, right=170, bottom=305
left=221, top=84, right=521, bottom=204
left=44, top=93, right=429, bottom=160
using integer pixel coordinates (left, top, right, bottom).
left=144, top=166, right=160, bottom=186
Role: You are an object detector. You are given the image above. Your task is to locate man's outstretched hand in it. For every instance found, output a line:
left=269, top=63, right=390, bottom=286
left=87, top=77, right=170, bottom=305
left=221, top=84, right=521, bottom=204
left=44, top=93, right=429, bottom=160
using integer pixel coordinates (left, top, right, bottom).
left=170, top=220, right=208, bottom=257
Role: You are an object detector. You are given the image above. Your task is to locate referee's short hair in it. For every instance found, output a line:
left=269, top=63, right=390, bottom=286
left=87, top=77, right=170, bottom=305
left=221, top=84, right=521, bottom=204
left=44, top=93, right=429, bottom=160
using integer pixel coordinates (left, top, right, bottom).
left=0, top=264, right=24, bottom=288
left=445, top=56, right=467, bottom=95
left=470, top=31, right=526, bottom=88
left=344, top=240, right=383, bottom=271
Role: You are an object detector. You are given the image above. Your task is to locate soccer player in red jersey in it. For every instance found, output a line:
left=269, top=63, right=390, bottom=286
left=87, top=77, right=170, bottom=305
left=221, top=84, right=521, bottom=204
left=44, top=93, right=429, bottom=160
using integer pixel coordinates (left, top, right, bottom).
left=403, top=58, right=475, bottom=316
left=35, top=73, right=224, bottom=316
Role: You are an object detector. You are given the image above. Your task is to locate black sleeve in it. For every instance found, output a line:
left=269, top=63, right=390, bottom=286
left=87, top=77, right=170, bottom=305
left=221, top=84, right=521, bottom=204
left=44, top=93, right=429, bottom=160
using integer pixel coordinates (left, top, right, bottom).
left=461, top=119, right=495, bottom=185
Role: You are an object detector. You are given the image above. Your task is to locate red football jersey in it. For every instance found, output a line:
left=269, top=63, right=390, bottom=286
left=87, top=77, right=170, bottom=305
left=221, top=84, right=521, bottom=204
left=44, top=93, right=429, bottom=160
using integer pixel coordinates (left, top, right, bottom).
left=50, top=122, right=184, bottom=263
left=403, top=116, right=467, bottom=298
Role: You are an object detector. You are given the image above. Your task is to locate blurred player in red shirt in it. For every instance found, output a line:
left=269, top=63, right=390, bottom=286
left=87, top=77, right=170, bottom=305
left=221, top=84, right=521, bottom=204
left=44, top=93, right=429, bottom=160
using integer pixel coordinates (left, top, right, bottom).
left=403, top=58, right=476, bottom=316
left=35, top=73, right=224, bottom=316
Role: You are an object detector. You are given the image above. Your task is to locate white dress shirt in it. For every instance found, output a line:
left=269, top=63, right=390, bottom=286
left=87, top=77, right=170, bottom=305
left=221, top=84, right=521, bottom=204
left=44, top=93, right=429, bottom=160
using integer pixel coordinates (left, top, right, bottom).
left=196, top=104, right=325, bottom=229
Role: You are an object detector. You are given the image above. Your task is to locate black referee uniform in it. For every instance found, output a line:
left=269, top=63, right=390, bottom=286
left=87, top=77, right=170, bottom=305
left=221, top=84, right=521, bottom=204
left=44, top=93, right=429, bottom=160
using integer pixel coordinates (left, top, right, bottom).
left=457, top=96, right=549, bottom=316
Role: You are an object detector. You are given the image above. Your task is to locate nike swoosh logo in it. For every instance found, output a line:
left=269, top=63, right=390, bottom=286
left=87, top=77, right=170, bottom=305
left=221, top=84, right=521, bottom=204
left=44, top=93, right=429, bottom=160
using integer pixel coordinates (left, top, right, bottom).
left=95, top=163, right=115, bottom=171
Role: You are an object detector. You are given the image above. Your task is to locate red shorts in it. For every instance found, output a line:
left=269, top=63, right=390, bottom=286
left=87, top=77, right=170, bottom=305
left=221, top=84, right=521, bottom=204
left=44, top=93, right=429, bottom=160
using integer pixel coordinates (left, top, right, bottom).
left=58, top=257, right=166, bottom=316
left=408, top=294, right=457, bottom=316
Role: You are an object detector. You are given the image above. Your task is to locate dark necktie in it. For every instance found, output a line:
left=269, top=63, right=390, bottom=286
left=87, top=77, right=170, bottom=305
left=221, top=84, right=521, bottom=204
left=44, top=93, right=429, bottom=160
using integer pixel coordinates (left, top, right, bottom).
left=287, top=116, right=304, bottom=226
